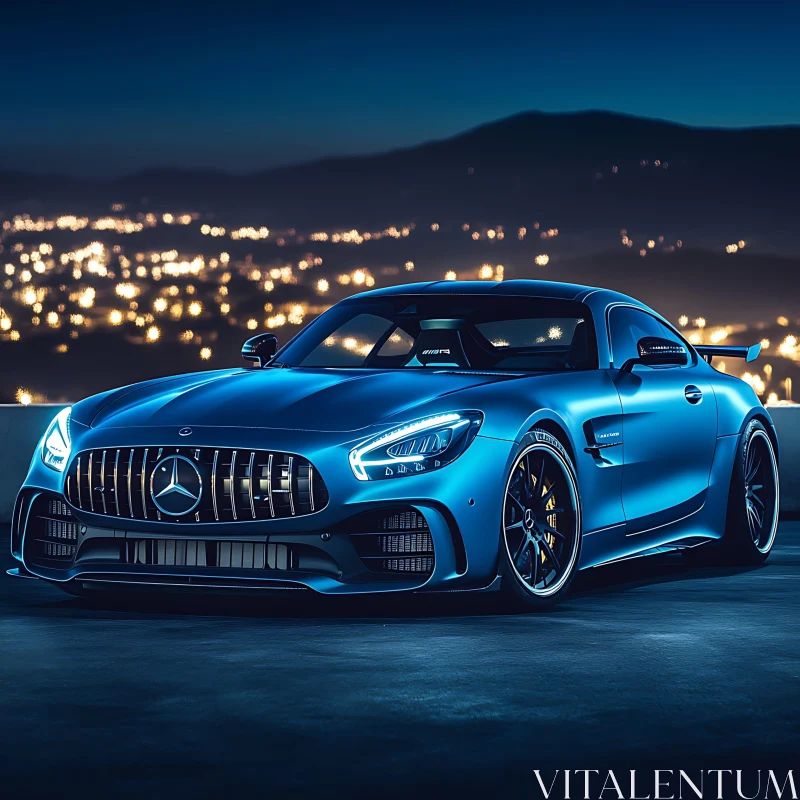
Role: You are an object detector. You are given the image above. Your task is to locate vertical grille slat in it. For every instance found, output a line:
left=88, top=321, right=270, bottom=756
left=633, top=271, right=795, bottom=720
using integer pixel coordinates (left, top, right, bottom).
left=266, top=453, right=275, bottom=518
left=230, top=450, right=238, bottom=521
left=288, top=456, right=295, bottom=516
left=248, top=451, right=256, bottom=519
left=212, top=449, right=219, bottom=521
left=113, top=450, right=120, bottom=516
left=64, top=446, right=327, bottom=523
left=99, top=450, right=108, bottom=515
left=88, top=452, right=95, bottom=513
left=127, top=448, right=134, bottom=518
left=141, top=448, right=149, bottom=520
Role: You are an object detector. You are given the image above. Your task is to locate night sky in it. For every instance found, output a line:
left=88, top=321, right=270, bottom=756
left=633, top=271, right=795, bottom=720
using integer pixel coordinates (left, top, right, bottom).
left=4, top=0, right=800, bottom=177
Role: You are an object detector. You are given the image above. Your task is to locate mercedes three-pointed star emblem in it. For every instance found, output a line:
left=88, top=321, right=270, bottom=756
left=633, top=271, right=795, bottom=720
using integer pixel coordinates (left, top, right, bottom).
left=150, top=454, right=203, bottom=516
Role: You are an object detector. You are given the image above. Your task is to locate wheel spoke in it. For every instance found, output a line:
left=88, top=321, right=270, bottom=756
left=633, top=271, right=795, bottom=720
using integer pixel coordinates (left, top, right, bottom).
left=512, top=532, right=529, bottom=563
left=751, top=502, right=764, bottom=530
left=536, top=456, right=545, bottom=494
left=505, top=520, right=525, bottom=533
left=530, top=541, right=540, bottom=586
left=746, top=503, right=759, bottom=542
left=540, top=483, right=556, bottom=507
left=508, top=492, right=526, bottom=513
left=541, top=523, right=566, bottom=540
left=746, top=457, right=761, bottom=484
left=539, top=536, right=561, bottom=571
left=751, top=492, right=765, bottom=509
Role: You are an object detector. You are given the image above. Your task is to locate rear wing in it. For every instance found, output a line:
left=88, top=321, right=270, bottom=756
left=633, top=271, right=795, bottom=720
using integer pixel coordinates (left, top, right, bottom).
left=694, top=343, right=761, bottom=364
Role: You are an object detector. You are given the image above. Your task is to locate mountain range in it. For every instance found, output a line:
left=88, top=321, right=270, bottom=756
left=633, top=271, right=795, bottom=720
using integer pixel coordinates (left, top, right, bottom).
left=3, top=111, right=800, bottom=247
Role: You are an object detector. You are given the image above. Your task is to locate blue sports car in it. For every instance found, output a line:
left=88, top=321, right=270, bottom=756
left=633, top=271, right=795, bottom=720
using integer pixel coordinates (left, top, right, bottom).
left=10, top=280, right=780, bottom=609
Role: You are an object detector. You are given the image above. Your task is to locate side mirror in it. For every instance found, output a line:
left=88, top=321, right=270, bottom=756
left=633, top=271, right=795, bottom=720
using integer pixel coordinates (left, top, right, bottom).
left=242, top=333, right=278, bottom=368
left=621, top=336, right=688, bottom=372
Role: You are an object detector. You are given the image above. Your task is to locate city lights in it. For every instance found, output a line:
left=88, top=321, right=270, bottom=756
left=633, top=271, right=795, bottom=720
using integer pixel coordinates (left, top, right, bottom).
left=0, top=205, right=795, bottom=408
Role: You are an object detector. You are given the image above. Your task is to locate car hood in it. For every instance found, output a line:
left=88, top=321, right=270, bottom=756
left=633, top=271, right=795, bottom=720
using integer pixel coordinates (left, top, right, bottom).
left=85, top=367, right=527, bottom=433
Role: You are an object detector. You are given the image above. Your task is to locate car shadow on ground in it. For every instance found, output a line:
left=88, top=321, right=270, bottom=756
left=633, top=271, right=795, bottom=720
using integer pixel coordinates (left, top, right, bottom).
left=19, top=552, right=767, bottom=621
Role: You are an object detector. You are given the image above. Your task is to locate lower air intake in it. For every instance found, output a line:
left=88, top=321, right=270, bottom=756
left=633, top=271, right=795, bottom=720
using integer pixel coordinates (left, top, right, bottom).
left=125, top=540, right=292, bottom=571
left=349, top=508, right=434, bottom=575
left=25, top=492, right=78, bottom=568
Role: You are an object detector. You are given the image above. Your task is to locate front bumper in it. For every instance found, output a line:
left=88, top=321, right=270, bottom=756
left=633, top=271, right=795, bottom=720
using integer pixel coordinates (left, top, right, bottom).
left=12, top=427, right=513, bottom=595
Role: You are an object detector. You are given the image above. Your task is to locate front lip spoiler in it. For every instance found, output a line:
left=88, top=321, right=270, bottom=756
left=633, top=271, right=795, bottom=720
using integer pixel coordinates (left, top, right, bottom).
left=6, top=566, right=40, bottom=580
left=75, top=575, right=309, bottom=592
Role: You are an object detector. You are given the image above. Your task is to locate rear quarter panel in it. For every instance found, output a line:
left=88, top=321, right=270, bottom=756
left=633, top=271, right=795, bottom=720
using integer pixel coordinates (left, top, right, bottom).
left=706, top=364, right=772, bottom=438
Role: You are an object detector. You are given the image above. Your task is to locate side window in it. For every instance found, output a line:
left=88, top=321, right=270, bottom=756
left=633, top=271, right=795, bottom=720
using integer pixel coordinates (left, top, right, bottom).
left=609, top=307, right=685, bottom=367
left=376, top=327, right=415, bottom=357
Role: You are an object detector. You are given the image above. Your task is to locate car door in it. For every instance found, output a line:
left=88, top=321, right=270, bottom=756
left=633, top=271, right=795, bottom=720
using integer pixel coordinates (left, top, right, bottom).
left=608, top=305, right=717, bottom=540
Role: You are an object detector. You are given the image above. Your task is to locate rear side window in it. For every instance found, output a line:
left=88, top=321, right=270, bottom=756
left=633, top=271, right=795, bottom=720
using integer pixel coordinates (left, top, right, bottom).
left=609, top=307, right=688, bottom=367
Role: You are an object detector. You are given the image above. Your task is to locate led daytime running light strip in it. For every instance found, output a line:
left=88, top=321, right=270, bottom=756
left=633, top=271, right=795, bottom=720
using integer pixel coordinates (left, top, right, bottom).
left=349, top=413, right=468, bottom=481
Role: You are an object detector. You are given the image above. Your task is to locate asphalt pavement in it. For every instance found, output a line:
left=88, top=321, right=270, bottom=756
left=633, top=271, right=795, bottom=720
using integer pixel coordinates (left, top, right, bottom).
left=1, top=523, right=799, bottom=798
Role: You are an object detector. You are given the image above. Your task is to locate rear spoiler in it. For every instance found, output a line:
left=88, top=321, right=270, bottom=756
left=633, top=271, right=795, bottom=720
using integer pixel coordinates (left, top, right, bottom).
left=694, top=343, right=761, bottom=364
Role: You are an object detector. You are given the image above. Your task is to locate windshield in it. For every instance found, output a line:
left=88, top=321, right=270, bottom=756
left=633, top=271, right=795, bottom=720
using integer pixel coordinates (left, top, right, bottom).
left=276, top=295, right=597, bottom=371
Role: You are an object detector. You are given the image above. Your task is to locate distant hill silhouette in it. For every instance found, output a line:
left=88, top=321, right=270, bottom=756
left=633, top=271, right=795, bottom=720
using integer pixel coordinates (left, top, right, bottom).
left=2, top=110, right=800, bottom=244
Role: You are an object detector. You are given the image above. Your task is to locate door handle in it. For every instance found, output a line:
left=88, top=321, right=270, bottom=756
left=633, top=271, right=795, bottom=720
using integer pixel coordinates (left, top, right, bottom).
left=684, top=385, right=703, bottom=404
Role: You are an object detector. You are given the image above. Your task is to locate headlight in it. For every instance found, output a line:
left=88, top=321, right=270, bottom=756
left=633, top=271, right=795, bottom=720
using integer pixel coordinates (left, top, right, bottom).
left=41, top=407, right=72, bottom=472
left=349, top=411, right=483, bottom=481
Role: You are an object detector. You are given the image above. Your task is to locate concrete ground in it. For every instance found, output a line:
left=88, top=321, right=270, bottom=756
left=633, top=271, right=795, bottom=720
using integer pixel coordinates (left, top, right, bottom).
left=1, top=523, right=799, bottom=798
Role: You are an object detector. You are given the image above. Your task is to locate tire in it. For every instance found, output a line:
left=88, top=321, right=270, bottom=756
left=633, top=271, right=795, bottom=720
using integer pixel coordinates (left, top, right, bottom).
left=498, top=429, right=582, bottom=611
left=716, top=419, right=780, bottom=564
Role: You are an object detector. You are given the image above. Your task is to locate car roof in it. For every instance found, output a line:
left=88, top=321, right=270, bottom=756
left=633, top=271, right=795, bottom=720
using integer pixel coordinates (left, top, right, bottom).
left=352, top=279, right=640, bottom=306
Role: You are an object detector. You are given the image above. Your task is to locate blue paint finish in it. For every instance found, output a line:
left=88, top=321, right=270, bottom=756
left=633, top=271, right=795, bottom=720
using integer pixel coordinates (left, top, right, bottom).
left=12, top=281, right=772, bottom=597
left=613, top=369, right=717, bottom=526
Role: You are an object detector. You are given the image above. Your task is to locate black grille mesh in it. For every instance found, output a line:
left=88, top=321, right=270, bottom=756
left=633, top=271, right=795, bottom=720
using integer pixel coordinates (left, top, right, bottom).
left=350, top=508, right=434, bottom=575
left=27, top=493, right=77, bottom=565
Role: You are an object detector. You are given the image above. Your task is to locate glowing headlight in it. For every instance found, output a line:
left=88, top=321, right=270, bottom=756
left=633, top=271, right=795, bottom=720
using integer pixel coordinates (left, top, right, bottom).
left=41, top=407, right=72, bottom=472
left=349, top=411, right=483, bottom=481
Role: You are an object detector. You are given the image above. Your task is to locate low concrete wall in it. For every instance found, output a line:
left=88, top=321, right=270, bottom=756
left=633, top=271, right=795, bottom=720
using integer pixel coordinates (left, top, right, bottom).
left=1, top=404, right=799, bottom=522
left=768, top=407, right=800, bottom=514
left=0, top=404, right=68, bottom=522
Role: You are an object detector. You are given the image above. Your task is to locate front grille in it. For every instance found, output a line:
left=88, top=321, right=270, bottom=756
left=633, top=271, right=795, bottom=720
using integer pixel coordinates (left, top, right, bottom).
left=64, top=446, right=328, bottom=523
left=350, top=508, right=435, bottom=575
left=25, top=493, right=78, bottom=566
left=125, top=539, right=292, bottom=570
